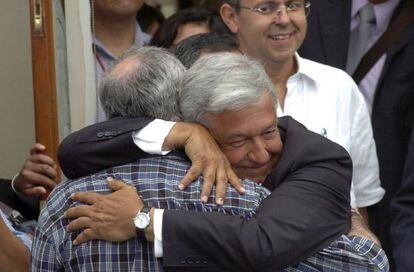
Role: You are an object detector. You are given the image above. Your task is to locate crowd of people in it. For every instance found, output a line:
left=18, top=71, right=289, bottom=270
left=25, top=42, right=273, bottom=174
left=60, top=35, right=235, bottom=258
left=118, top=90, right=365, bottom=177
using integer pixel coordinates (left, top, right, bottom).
left=1, top=0, right=413, bottom=271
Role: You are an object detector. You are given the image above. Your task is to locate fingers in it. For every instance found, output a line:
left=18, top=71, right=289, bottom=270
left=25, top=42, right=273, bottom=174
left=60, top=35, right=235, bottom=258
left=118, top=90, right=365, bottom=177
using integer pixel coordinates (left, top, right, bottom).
left=65, top=205, right=93, bottom=219
left=67, top=217, right=93, bottom=232
left=73, top=228, right=97, bottom=246
left=200, top=177, right=214, bottom=204
left=179, top=162, right=203, bottom=190
left=30, top=143, right=46, bottom=155
left=16, top=170, right=56, bottom=192
left=227, top=168, right=244, bottom=194
left=214, top=167, right=227, bottom=205
left=21, top=186, right=48, bottom=198
left=70, top=192, right=103, bottom=205
left=107, top=177, right=134, bottom=192
left=27, top=153, right=57, bottom=169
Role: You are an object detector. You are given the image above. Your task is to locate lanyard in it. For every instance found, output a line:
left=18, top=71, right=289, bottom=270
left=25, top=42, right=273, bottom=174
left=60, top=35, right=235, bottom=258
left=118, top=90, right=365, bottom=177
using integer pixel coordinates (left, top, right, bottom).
left=95, top=53, right=106, bottom=72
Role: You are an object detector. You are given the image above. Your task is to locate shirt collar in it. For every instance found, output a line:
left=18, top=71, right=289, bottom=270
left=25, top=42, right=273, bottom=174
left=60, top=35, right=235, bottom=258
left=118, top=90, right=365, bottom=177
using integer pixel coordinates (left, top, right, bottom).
left=290, top=52, right=319, bottom=84
left=93, top=22, right=151, bottom=60
left=352, top=0, right=401, bottom=32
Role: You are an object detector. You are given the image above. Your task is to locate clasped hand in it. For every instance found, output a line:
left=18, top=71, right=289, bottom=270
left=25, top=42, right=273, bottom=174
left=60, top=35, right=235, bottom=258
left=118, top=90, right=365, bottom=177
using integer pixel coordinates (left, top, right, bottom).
left=65, top=178, right=145, bottom=245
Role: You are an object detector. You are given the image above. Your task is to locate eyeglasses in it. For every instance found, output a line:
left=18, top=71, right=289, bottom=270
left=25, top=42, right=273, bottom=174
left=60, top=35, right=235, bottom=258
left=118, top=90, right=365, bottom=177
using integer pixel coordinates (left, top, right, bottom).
left=238, top=1, right=311, bottom=18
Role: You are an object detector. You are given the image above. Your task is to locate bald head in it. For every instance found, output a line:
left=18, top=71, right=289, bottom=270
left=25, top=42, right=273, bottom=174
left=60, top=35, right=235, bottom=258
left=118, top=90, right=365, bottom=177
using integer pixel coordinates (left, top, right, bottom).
left=99, top=47, right=185, bottom=120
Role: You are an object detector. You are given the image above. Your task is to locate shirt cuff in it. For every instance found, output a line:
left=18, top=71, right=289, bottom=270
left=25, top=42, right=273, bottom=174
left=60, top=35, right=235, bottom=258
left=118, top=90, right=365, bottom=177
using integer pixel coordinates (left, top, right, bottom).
left=132, top=119, right=176, bottom=155
left=153, top=209, right=164, bottom=258
left=350, top=182, right=357, bottom=208
left=11, top=173, right=21, bottom=194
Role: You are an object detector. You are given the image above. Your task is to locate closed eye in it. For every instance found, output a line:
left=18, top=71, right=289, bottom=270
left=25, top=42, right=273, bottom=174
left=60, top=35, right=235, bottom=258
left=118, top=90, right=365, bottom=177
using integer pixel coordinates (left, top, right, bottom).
left=262, top=129, right=277, bottom=139
left=229, top=139, right=247, bottom=148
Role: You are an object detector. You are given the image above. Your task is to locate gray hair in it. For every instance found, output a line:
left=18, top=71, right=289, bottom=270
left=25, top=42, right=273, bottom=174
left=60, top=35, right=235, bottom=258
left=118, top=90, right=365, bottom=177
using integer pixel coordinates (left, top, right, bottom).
left=99, top=46, right=185, bottom=120
left=179, top=52, right=277, bottom=127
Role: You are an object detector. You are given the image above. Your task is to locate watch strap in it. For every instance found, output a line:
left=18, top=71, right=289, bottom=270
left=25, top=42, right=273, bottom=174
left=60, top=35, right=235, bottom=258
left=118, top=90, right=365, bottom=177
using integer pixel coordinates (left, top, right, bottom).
left=136, top=206, right=151, bottom=239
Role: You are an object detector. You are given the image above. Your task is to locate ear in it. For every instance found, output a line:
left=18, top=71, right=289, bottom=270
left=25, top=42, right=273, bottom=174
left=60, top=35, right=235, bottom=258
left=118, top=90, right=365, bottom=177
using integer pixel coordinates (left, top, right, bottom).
left=220, top=3, right=240, bottom=34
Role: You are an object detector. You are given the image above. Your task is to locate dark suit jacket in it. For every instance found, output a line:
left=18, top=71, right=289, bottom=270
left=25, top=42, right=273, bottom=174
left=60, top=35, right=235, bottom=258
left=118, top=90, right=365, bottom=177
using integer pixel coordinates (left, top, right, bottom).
left=58, top=116, right=352, bottom=271
left=162, top=116, right=351, bottom=271
left=391, top=131, right=414, bottom=272
left=299, top=0, right=351, bottom=70
left=0, top=179, right=39, bottom=220
left=58, top=116, right=154, bottom=179
left=299, top=0, right=414, bottom=266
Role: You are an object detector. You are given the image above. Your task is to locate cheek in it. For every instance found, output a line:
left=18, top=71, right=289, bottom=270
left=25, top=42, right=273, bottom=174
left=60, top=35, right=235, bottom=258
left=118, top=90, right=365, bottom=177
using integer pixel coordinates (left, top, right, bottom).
left=223, top=148, right=248, bottom=167
left=267, top=139, right=283, bottom=155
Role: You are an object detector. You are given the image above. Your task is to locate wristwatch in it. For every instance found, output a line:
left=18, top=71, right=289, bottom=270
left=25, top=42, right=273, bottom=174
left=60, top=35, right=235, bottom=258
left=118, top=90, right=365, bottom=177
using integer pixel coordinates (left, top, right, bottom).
left=134, top=206, right=151, bottom=239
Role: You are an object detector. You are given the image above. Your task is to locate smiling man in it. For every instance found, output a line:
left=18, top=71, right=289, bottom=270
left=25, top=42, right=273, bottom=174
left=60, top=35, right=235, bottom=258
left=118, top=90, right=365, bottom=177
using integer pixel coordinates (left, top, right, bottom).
left=206, top=93, right=282, bottom=183
left=219, top=0, right=384, bottom=219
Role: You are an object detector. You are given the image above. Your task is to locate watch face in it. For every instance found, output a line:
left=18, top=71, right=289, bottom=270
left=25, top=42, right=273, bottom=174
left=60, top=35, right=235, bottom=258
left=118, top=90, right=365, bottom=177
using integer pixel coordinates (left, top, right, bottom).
left=134, top=213, right=150, bottom=229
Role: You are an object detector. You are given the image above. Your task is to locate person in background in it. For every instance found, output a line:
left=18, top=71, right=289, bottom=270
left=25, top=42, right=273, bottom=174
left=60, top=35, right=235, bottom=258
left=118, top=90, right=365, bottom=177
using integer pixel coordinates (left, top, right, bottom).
left=150, top=8, right=230, bottom=48
left=299, top=0, right=414, bottom=268
left=1, top=143, right=57, bottom=220
left=0, top=143, right=56, bottom=271
left=136, top=3, right=165, bottom=37
left=92, top=0, right=150, bottom=122
left=217, top=0, right=384, bottom=220
left=173, top=32, right=239, bottom=69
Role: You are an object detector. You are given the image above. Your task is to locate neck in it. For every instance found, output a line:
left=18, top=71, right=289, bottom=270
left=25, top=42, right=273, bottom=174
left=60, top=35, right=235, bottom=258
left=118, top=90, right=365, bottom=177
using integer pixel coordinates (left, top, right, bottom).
left=264, top=58, right=297, bottom=110
left=93, top=14, right=136, bottom=57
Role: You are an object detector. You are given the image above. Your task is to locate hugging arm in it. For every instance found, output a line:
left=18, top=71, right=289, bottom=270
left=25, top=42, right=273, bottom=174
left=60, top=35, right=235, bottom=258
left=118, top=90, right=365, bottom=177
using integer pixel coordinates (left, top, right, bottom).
left=58, top=117, right=242, bottom=201
left=58, top=117, right=154, bottom=179
left=161, top=140, right=352, bottom=271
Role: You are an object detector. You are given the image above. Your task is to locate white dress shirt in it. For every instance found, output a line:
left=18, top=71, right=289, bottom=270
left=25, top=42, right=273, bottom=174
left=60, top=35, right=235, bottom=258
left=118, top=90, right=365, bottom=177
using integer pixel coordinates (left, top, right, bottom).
left=280, top=54, right=385, bottom=208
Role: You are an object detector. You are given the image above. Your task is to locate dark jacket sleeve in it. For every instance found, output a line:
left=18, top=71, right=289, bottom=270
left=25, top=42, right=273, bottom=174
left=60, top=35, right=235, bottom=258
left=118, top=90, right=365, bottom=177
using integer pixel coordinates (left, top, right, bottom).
left=58, top=116, right=154, bottom=179
left=161, top=138, right=352, bottom=271
left=391, top=130, right=414, bottom=272
left=0, top=179, right=39, bottom=220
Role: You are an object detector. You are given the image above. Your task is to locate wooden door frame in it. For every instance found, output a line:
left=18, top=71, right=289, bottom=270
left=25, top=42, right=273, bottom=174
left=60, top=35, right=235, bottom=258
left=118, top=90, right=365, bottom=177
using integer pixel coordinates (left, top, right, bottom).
left=29, top=0, right=61, bottom=181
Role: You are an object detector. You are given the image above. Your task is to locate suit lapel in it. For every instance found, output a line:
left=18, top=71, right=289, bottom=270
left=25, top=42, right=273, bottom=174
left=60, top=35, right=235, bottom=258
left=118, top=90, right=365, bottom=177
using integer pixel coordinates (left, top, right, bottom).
left=374, top=0, right=414, bottom=104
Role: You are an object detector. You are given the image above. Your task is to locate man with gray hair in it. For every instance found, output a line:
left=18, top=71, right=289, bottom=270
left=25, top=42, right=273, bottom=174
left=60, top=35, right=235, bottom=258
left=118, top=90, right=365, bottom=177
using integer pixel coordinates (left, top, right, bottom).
left=99, top=47, right=181, bottom=121
left=62, top=52, right=388, bottom=271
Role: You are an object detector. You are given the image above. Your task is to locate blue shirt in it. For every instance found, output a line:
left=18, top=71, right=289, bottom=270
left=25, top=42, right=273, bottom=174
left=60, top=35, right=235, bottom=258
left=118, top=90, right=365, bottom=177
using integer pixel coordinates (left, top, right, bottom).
left=0, top=209, right=32, bottom=250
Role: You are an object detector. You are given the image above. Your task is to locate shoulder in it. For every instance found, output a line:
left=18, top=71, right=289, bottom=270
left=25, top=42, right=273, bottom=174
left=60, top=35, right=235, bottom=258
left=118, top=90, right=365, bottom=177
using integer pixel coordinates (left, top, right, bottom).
left=63, top=116, right=154, bottom=144
left=278, top=116, right=351, bottom=164
left=299, top=57, right=355, bottom=87
left=298, top=56, right=365, bottom=105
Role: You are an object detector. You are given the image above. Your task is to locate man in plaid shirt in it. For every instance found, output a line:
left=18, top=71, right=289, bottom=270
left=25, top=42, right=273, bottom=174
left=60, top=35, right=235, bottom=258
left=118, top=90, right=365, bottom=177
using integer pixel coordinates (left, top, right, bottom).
left=33, top=48, right=388, bottom=271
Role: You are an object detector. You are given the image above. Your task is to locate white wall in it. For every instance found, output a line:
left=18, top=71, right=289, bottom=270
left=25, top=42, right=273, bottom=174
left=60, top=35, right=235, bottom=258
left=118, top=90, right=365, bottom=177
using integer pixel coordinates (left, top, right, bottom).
left=0, top=1, right=35, bottom=179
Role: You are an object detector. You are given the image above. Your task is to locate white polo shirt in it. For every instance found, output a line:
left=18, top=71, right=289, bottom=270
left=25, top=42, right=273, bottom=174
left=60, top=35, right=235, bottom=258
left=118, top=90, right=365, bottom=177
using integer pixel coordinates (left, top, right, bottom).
left=279, top=54, right=385, bottom=208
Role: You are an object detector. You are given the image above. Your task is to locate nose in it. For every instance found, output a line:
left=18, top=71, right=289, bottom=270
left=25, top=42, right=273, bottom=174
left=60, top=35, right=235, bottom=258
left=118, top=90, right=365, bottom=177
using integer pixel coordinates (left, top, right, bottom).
left=247, top=138, right=271, bottom=165
left=272, top=6, right=291, bottom=24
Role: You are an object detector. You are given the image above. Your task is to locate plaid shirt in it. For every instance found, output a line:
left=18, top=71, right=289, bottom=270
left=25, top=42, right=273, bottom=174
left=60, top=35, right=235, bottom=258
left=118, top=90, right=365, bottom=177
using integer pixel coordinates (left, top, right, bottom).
left=0, top=209, right=32, bottom=250
left=32, top=153, right=269, bottom=271
left=32, top=153, right=389, bottom=271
